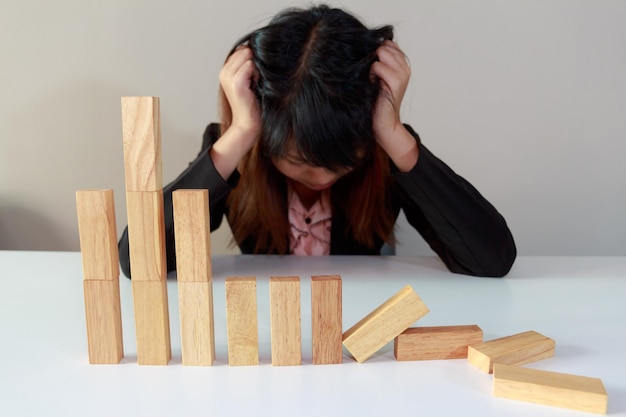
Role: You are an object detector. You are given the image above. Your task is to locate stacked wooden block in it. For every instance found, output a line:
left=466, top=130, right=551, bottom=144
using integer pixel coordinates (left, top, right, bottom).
left=173, top=189, right=215, bottom=366
left=76, top=189, right=123, bottom=364
left=122, top=97, right=171, bottom=365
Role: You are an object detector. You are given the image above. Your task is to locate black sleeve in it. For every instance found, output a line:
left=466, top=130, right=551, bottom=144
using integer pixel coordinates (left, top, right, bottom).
left=118, top=124, right=240, bottom=278
left=392, top=125, right=516, bottom=277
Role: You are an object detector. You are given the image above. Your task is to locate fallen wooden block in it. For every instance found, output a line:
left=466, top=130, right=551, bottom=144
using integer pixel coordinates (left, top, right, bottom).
left=468, top=330, right=555, bottom=373
left=394, top=325, right=483, bottom=361
left=342, top=285, right=429, bottom=363
left=493, top=364, right=608, bottom=414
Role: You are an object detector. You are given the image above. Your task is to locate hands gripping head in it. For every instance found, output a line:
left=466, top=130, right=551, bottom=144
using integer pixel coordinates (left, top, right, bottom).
left=240, top=5, right=394, bottom=173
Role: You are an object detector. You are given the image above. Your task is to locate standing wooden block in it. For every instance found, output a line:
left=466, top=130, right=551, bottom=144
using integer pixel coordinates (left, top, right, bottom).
left=126, top=190, right=166, bottom=281
left=172, top=189, right=211, bottom=283
left=121, top=96, right=162, bottom=192
left=269, top=277, right=301, bottom=366
left=342, top=285, right=429, bottom=363
left=394, top=325, right=483, bottom=361
left=493, top=364, right=608, bottom=414
left=76, top=189, right=119, bottom=280
left=311, top=275, right=342, bottom=365
left=173, top=189, right=215, bottom=366
left=121, top=95, right=170, bottom=365
left=178, top=282, right=215, bottom=366
left=468, top=330, right=555, bottom=373
left=83, top=280, right=124, bottom=364
left=225, top=277, right=259, bottom=366
left=76, top=189, right=123, bottom=364
left=132, top=280, right=171, bottom=365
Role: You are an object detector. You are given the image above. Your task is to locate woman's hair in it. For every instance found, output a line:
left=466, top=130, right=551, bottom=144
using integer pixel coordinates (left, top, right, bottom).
left=223, top=4, right=396, bottom=253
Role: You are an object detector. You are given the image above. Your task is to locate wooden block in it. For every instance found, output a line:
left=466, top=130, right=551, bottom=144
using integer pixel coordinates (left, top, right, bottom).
left=132, top=280, right=171, bottom=365
left=225, top=277, right=259, bottom=366
left=178, top=281, right=215, bottom=366
left=269, top=277, right=301, bottom=366
left=311, top=275, right=342, bottom=365
left=76, top=189, right=119, bottom=280
left=172, top=189, right=211, bottom=283
left=342, top=285, right=429, bottom=363
left=468, top=330, right=555, bottom=373
left=121, top=96, right=162, bottom=192
left=394, top=325, right=483, bottom=361
left=83, top=280, right=123, bottom=364
left=493, top=364, right=608, bottom=414
left=126, top=190, right=166, bottom=281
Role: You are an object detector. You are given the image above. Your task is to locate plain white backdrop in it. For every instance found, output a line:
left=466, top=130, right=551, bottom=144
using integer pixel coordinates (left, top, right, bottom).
left=1, top=0, right=624, bottom=256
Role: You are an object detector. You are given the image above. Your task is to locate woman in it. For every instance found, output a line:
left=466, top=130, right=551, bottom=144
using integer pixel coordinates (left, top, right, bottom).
left=119, top=4, right=516, bottom=278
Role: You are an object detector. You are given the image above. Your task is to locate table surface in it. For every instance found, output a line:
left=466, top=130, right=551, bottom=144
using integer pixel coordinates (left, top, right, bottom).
left=1, top=251, right=625, bottom=416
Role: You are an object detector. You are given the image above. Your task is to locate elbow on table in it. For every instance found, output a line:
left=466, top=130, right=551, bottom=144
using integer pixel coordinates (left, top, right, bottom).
left=481, top=253, right=516, bottom=278
left=475, top=236, right=517, bottom=278
left=446, top=234, right=517, bottom=278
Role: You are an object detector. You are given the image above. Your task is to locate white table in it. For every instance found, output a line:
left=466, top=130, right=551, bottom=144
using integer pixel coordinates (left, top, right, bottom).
left=1, top=251, right=625, bottom=416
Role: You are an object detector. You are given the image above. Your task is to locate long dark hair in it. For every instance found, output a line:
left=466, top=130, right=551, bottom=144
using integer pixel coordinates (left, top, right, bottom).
left=224, top=4, right=396, bottom=253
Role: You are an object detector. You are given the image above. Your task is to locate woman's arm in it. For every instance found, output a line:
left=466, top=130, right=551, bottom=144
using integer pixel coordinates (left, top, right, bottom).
left=392, top=126, right=516, bottom=277
left=119, top=46, right=263, bottom=278
left=371, top=41, right=515, bottom=276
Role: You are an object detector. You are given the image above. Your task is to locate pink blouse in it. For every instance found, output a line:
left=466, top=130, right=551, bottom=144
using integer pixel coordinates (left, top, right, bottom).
left=288, top=187, right=331, bottom=255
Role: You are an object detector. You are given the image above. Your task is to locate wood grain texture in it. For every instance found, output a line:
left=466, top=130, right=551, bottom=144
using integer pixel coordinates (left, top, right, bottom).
left=132, top=280, right=171, bottom=365
left=225, top=277, right=259, bottom=366
left=468, top=330, right=555, bottom=373
left=172, top=189, right=211, bottom=283
left=83, top=280, right=123, bottom=364
left=178, top=281, right=215, bottom=366
left=394, top=325, right=483, bottom=361
left=126, top=190, right=166, bottom=281
left=493, top=364, right=608, bottom=414
left=311, top=275, right=342, bottom=365
left=342, top=285, right=429, bottom=363
left=76, top=189, right=119, bottom=280
left=121, top=96, right=162, bottom=192
left=269, top=277, right=301, bottom=366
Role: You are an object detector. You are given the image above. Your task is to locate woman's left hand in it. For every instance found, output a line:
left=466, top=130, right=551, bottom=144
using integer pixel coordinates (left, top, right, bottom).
left=371, top=40, right=419, bottom=171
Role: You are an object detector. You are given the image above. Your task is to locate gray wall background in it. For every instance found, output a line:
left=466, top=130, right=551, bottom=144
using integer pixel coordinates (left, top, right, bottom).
left=1, top=0, right=625, bottom=256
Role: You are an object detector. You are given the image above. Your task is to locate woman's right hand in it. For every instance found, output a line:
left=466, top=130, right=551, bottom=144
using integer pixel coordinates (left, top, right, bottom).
left=211, top=46, right=262, bottom=179
left=219, top=46, right=262, bottom=138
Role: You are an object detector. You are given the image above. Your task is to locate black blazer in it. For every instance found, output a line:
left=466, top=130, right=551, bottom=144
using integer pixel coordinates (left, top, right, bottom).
left=118, top=124, right=516, bottom=278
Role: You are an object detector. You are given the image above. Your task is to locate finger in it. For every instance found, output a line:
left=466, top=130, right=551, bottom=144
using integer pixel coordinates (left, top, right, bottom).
left=381, top=40, right=405, bottom=59
left=223, top=47, right=254, bottom=75
left=377, top=42, right=410, bottom=75
left=370, top=61, right=390, bottom=84
left=370, top=61, right=403, bottom=93
left=220, top=48, right=255, bottom=87
left=234, top=59, right=258, bottom=89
